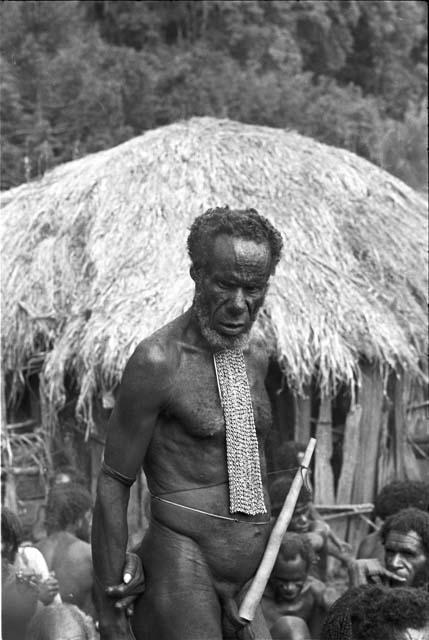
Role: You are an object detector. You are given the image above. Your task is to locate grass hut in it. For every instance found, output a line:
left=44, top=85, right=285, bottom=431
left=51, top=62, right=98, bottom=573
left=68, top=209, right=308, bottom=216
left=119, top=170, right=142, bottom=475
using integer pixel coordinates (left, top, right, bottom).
left=1, top=117, right=427, bottom=545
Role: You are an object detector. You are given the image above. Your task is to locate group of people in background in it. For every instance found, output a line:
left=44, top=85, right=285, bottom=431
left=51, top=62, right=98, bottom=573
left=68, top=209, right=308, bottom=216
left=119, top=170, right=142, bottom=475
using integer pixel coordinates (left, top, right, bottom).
left=2, top=455, right=429, bottom=640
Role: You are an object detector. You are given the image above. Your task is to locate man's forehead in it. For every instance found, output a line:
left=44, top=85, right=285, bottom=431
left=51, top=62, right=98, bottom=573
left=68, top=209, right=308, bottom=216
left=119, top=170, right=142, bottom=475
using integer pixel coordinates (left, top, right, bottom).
left=386, top=529, right=424, bottom=550
left=209, top=234, right=271, bottom=269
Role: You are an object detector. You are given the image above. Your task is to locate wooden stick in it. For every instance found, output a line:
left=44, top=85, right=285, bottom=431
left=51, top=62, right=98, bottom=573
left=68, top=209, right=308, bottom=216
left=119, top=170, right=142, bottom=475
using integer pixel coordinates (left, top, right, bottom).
left=314, top=503, right=374, bottom=511
left=238, top=437, right=317, bottom=623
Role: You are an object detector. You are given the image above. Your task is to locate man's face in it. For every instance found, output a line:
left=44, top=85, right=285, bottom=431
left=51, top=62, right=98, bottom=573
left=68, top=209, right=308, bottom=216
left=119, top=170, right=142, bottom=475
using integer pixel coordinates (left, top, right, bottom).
left=384, top=529, right=428, bottom=587
left=290, top=503, right=311, bottom=534
left=271, top=554, right=307, bottom=602
left=193, top=235, right=271, bottom=349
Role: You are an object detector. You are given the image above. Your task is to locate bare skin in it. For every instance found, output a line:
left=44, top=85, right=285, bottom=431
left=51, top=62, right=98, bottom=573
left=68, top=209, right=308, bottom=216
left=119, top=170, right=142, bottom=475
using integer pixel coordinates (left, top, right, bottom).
left=37, top=531, right=95, bottom=618
left=262, top=554, right=335, bottom=638
left=92, top=235, right=277, bottom=640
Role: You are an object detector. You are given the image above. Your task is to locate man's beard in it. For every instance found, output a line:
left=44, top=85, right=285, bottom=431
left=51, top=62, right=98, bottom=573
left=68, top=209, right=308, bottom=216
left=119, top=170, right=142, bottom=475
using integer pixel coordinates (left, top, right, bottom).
left=193, top=287, right=251, bottom=351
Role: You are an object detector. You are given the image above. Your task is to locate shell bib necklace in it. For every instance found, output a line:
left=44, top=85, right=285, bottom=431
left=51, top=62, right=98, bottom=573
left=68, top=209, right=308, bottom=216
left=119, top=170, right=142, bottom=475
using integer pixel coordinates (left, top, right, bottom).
left=213, top=348, right=267, bottom=516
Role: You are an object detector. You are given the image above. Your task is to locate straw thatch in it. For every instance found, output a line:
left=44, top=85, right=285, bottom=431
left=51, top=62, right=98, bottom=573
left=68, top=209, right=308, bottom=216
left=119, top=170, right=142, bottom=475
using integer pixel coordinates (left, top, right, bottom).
left=1, top=117, right=427, bottom=432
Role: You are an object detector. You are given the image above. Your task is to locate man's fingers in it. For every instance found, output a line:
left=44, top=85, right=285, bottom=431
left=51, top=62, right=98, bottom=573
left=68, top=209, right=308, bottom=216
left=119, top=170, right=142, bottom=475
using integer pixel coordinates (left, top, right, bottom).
left=385, top=570, right=407, bottom=583
left=123, top=552, right=142, bottom=582
left=114, top=595, right=135, bottom=609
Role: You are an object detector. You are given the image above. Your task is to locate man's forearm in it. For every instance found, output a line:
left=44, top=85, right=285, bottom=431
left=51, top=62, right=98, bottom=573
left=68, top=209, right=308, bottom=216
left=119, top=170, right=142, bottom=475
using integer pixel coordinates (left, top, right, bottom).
left=92, top=473, right=130, bottom=584
left=92, top=473, right=131, bottom=636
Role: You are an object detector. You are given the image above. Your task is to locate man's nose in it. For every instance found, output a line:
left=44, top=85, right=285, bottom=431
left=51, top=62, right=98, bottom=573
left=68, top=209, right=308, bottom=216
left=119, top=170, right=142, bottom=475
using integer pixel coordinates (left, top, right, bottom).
left=390, top=553, right=403, bottom=569
left=228, top=289, right=246, bottom=314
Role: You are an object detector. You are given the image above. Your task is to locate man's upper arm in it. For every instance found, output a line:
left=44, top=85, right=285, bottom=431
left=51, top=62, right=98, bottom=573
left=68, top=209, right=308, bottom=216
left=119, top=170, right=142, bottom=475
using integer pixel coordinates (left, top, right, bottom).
left=103, top=338, right=174, bottom=480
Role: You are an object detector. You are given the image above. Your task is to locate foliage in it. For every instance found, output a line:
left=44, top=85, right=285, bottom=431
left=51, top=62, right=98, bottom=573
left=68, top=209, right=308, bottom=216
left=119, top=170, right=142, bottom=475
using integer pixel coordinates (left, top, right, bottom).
left=1, top=0, right=427, bottom=191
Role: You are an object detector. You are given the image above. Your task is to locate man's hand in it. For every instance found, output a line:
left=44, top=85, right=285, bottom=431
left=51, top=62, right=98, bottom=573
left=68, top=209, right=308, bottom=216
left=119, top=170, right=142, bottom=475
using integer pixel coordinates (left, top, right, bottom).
left=38, top=572, right=60, bottom=605
left=105, top=552, right=145, bottom=617
left=348, top=558, right=407, bottom=587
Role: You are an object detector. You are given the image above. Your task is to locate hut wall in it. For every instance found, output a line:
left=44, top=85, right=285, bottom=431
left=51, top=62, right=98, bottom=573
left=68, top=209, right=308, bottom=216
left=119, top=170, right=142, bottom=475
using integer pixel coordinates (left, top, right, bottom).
left=347, top=364, right=384, bottom=549
left=314, top=397, right=335, bottom=506
left=333, top=404, right=362, bottom=541
left=294, top=392, right=312, bottom=445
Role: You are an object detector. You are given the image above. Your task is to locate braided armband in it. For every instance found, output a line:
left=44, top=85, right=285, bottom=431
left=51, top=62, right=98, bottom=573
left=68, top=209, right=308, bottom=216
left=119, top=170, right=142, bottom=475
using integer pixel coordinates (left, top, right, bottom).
left=101, top=460, right=135, bottom=487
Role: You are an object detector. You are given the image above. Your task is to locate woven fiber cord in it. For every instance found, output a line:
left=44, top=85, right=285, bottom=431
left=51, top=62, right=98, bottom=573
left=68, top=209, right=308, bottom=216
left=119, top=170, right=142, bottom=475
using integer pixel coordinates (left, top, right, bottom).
left=213, top=349, right=266, bottom=515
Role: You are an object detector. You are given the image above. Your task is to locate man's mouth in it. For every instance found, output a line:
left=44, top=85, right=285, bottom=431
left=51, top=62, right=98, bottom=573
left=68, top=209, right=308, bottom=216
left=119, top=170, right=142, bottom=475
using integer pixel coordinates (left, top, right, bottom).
left=217, top=322, right=246, bottom=335
left=391, top=569, right=409, bottom=580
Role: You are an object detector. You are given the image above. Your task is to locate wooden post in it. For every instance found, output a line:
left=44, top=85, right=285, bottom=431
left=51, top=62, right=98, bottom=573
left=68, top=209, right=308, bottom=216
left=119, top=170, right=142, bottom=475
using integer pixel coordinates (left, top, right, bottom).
left=377, top=397, right=394, bottom=491
left=334, top=403, right=362, bottom=541
left=348, top=365, right=384, bottom=550
left=394, top=371, right=421, bottom=481
left=294, top=390, right=312, bottom=444
left=1, top=370, right=18, bottom=512
left=314, top=396, right=335, bottom=506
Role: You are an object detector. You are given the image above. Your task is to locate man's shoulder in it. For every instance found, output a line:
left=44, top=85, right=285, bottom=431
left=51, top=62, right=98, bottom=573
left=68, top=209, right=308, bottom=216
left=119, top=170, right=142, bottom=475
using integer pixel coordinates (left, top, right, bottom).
left=125, top=315, right=185, bottom=376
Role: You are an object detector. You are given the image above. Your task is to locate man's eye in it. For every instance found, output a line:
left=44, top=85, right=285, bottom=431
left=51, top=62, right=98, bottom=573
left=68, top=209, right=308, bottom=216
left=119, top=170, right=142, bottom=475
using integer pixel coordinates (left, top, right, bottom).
left=217, top=280, right=230, bottom=289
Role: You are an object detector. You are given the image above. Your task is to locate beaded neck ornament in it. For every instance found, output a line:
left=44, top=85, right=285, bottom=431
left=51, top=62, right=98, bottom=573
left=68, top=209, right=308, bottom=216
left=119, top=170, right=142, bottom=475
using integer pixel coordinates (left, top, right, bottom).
left=213, top=348, right=267, bottom=515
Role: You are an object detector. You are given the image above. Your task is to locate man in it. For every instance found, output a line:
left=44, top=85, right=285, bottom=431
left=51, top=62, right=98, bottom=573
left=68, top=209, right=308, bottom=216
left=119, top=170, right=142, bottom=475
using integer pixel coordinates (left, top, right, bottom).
left=92, top=207, right=284, bottom=640
left=357, top=480, right=429, bottom=562
left=349, top=507, right=429, bottom=590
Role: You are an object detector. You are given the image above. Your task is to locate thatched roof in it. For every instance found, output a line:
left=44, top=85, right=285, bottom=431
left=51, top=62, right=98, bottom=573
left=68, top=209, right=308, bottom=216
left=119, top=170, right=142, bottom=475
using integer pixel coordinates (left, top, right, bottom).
left=1, top=117, right=427, bottom=428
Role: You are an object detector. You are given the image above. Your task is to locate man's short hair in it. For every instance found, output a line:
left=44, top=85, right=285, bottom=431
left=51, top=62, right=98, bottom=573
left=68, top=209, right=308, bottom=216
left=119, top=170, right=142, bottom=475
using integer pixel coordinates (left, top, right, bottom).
left=187, top=206, right=283, bottom=275
left=374, top=481, right=429, bottom=520
left=277, top=532, right=316, bottom=572
left=321, top=585, right=429, bottom=640
left=381, top=507, right=429, bottom=555
left=46, top=483, right=92, bottom=533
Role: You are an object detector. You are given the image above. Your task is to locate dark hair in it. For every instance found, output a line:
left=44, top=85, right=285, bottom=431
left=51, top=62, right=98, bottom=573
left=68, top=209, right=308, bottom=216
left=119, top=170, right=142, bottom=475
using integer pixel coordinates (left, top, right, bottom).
left=277, top=532, right=316, bottom=571
left=381, top=507, right=429, bottom=555
left=321, top=585, right=429, bottom=640
left=46, top=484, right=92, bottom=533
left=1, top=507, right=23, bottom=561
left=269, top=474, right=312, bottom=517
left=374, top=481, right=429, bottom=520
left=187, top=207, right=283, bottom=275
left=351, top=585, right=429, bottom=640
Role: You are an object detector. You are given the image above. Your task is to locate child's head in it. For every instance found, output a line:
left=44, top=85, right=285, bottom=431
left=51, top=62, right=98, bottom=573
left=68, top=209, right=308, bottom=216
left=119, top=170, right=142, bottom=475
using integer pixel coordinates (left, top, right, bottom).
left=269, top=474, right=312, bottom=523
left=270, top=533, right=316, bottom=602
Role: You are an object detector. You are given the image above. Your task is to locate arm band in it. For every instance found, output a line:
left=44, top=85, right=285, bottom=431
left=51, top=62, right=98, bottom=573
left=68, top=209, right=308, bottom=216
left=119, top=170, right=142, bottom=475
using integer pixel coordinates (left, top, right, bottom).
left=101, top=460, right=135, bottom=487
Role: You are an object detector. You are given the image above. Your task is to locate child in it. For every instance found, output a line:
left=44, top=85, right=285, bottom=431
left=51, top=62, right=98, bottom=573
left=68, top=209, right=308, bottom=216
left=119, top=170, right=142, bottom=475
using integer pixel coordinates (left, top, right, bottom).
left=262, top=533, right=337, bottom=639
left=270, top=474, right=352, bottom=580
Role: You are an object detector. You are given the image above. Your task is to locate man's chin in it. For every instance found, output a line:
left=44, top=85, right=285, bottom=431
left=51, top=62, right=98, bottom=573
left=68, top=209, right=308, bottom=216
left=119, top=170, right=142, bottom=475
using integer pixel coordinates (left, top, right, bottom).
left=200, top=323, right=250, bottom=351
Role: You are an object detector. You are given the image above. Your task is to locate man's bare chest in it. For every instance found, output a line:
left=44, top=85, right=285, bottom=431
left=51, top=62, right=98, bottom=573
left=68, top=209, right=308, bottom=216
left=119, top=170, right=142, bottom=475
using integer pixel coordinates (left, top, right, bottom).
left=163, top=351, right=272, bottom=439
